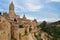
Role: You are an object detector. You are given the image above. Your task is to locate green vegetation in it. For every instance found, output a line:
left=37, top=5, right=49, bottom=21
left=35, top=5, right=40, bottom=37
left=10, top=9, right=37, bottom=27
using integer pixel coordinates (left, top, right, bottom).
left=38, top=21, right=60, bottom=40
left=39, top=21, right=47, bottom=28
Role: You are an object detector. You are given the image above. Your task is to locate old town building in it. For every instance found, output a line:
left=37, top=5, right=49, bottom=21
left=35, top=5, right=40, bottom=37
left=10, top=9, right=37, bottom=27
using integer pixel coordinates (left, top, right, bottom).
left=0, top=1, right=52, bottom=40
left=0, top=2, right=38, bottom=40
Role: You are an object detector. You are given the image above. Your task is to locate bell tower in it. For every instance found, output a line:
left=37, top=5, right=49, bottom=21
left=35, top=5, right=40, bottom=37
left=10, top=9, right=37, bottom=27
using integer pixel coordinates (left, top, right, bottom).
left=9, top=1, right=16, bottom=18
left=9, top=1, right=14, bottom=13
left=23, top=14, right=26, bottom=20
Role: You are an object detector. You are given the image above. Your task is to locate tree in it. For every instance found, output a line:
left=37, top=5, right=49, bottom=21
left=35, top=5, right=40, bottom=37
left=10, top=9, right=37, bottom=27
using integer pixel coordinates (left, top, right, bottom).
left=40, top=21, right=47, bottom=28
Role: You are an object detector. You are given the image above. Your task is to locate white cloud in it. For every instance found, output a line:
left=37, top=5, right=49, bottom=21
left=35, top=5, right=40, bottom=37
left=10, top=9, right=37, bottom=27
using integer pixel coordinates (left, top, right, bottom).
left=46, top=0, right=60, bottom=2
left=15, top=5, right=25, bottom=12
left=25, top=3, right=42, bottom=12
left=14, top=0, right=43, bottom=12
left=51, top=0, right=60, bottom=2
left=27, top=17, right=34, bottom=20
left=26, top=15, right=35, bottom=20
left=23, top=15, right=60, bottom=22
left=38, top=18, right=60, bottom=22
left=23, top=16, right=60, bottom=22
left=25, top=0, right=43, bottom=12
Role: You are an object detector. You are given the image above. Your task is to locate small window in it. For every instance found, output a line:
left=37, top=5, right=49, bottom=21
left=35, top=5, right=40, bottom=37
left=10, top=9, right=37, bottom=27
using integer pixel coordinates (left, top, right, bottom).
left=19, top=25, right=23, bottom=28
left=29, top=27, right=32, bottom=32
left=14, top=18, right=17, bottom=22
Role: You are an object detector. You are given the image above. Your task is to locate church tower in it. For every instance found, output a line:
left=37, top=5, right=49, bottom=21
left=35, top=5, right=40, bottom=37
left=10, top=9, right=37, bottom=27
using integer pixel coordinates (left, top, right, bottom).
left=9, top=1, right=14, bottom=13
left=23, top=14, right=26, bottom=20
left=9, top=1, right=16, bottom=18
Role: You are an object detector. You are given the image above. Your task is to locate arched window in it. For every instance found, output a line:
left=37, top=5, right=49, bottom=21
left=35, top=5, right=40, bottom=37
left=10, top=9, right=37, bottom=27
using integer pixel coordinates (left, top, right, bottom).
left=29, top=26, right=32, bottom=32
left=19, top=25, right=23, bottom=28
left=14, top=18, right=17, bottom=22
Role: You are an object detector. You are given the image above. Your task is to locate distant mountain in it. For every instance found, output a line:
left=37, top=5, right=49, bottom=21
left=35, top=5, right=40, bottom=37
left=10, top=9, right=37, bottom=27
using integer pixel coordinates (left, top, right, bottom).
left=50, top=21, right=60, bottom=24
left=49, top=20, right=60, bottom=26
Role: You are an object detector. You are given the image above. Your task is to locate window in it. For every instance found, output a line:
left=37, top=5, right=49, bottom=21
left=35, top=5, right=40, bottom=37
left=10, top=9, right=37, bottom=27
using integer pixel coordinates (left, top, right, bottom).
left=19, top=25, right=23, bottom=28
left=14, top=18, right=17, bottom=22
left=29, top=27, right=32, bottom=32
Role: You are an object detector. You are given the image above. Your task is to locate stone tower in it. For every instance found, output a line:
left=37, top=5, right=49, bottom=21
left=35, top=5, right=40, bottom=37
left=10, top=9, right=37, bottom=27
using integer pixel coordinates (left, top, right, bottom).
left=9, top=2, right=14, bottom=12
left=9, top=1, right=16, bottom=18
left=23, top=15, right=26, bottom=20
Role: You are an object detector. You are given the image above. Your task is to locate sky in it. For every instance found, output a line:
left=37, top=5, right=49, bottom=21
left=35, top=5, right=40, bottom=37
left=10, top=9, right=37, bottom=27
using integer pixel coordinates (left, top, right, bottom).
left=0, top=0, right=60, bottom=22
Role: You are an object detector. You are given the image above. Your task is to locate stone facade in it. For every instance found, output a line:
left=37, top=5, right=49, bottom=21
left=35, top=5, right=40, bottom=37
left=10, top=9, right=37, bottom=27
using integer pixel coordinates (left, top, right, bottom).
left=0, top=2, right=38, bottom=40
left=0, top=16, right=11, bottom=40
